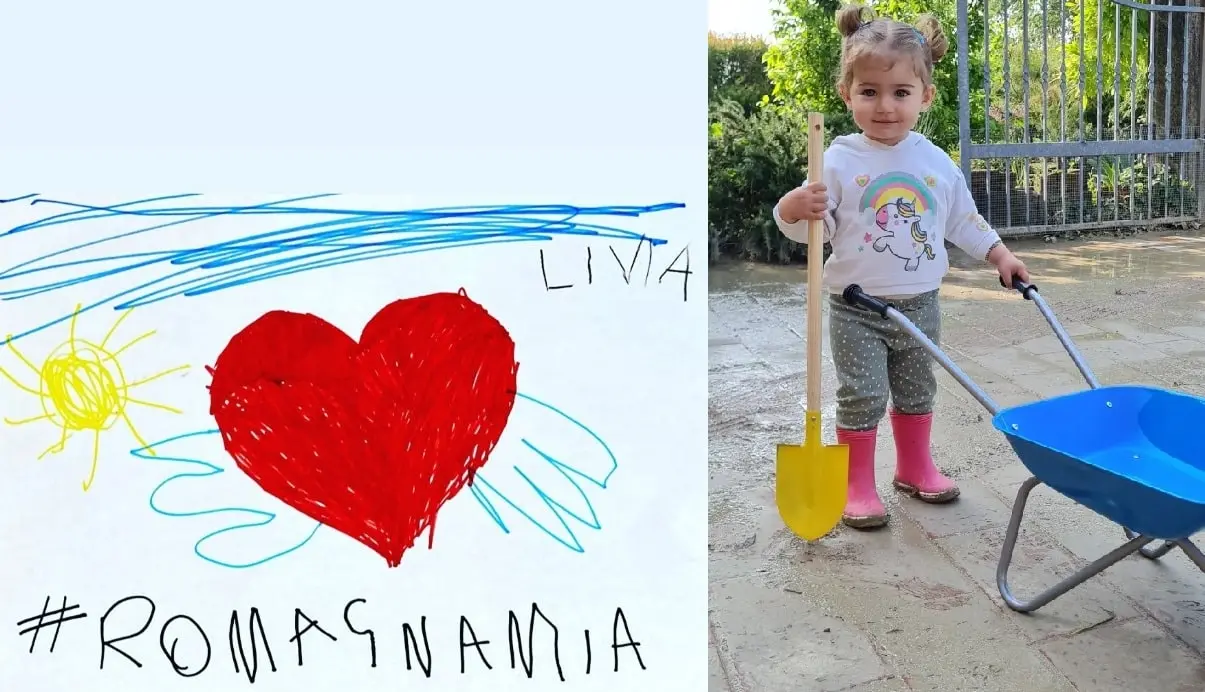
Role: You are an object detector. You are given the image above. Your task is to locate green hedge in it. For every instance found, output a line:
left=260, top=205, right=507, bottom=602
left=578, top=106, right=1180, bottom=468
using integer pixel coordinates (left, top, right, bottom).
left=708, top=100, right=809, bottom=263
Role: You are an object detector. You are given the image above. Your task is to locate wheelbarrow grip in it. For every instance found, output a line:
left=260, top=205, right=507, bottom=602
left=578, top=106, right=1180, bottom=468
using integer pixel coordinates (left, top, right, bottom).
left=841, top=284, right=894, bottom=318
left=999, top=274, right=1039, bottom=300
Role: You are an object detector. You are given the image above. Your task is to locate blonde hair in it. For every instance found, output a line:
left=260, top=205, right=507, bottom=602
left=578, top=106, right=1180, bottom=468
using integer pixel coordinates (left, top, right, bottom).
left=835, top=4, right=949, bottom=89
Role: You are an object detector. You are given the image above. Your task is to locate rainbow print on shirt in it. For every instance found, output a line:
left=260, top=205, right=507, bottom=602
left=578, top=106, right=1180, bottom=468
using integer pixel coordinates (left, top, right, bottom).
left=858, top=171, right=940, bottom=271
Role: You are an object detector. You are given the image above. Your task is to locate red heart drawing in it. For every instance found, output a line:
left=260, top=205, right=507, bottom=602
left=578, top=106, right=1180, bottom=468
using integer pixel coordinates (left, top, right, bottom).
left=207, top=290, right=519, bottom=567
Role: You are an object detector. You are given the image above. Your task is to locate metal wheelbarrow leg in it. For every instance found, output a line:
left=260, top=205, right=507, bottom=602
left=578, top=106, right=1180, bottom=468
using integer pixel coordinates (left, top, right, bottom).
left=840, top=281, right=1205, bottom=614
left=1004, top=281, right=1185, bottom=564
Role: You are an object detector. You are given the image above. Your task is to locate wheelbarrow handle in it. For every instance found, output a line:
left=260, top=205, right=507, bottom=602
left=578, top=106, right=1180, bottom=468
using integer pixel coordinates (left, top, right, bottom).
left=997, top=275, right=1101, bottom=389
left=998, top=274, right=1039, bottom=300
left=841, top=272, right=1104, bottom=420
left=841, top=284, right=1002, bottom=416
left=840, top=284, right=894, bottom=317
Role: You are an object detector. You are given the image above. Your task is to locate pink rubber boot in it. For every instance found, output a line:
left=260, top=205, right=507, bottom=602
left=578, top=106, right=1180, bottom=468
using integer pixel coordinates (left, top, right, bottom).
left=836, top=427, right=888, bottom=529
left=890, top=410, right=959, bottom=503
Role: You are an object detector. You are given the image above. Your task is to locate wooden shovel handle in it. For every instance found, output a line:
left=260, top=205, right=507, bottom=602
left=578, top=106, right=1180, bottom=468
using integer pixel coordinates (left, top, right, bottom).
left=806, top=113, right=825, bottom=415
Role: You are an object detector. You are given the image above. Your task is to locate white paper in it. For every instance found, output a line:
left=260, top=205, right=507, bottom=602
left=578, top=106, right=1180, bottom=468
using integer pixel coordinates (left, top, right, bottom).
left=0, top=1, right=707, bottom=690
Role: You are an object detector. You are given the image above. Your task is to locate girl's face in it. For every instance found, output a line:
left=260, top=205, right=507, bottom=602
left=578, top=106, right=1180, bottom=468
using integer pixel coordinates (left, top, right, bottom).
left=840, top=57, right=935, bottom=145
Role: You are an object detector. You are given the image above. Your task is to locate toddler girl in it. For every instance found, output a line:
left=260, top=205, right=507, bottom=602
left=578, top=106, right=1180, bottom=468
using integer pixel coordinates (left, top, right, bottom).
left=773, top=4, right=1030, bottom=529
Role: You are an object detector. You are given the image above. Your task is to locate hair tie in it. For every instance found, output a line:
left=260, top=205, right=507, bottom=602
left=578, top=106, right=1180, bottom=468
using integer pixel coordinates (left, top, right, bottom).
left=913, top=27, right=926, bottom=44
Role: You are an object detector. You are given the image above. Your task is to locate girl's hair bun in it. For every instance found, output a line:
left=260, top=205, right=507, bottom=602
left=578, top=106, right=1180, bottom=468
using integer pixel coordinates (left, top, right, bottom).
left=836, top=4, right=873, bottom=38
left=915, top=14, right=949, bottom=62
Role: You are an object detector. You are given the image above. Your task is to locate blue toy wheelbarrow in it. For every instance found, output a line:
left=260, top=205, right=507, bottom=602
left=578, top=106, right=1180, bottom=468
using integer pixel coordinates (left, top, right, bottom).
left=842, top=279, right=1205, bottom=614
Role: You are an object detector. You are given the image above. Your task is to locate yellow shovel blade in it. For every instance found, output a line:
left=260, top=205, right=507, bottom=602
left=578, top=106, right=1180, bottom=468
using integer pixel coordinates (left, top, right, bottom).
left=775, top=411, right=849, bottom=540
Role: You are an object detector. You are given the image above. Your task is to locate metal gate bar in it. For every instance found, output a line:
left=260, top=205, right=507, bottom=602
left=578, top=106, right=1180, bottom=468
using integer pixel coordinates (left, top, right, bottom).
left=957, top=0, right=1205, bottom=238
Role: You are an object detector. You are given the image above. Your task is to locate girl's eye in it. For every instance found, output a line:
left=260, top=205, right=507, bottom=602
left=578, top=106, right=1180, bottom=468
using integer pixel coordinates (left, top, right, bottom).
left=896, top=90, right=910, bottom=98
left=861, top=89, right=875, bottom=97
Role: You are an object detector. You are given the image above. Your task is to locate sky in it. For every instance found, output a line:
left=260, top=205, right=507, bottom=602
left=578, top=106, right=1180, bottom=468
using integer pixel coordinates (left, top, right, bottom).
left=708, top=0, right=776, bottom=38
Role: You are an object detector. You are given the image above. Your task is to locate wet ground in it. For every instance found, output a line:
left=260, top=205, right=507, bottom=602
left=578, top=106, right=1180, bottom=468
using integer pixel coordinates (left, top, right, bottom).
left=708, top=230, right=1205, bottom=691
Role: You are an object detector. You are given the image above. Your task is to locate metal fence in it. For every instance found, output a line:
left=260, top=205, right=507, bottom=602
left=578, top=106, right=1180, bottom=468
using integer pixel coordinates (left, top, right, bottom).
left=956, top=0, right=1205, bottom=238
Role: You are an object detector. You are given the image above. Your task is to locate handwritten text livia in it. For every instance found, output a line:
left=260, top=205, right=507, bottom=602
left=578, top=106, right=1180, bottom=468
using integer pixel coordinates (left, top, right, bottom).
left=538, top=238, right=692, bottom=301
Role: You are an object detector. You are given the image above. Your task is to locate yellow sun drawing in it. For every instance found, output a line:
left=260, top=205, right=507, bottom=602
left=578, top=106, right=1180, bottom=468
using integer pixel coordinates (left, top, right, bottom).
left=0, top=304, right=190, bottom=491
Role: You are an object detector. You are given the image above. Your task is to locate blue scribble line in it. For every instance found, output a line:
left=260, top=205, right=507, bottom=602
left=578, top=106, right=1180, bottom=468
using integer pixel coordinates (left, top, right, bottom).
left=130, top=428, right=321, bottom=569
left=130, top=391, right=615, bottom=568
left=0, top=194, right=684, bottom=343
left=472, top=392, right=617, bottom=553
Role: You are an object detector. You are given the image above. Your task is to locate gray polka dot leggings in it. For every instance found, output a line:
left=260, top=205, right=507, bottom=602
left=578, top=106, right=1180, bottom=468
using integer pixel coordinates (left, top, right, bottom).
left=828, top=289, right=941, bottom=431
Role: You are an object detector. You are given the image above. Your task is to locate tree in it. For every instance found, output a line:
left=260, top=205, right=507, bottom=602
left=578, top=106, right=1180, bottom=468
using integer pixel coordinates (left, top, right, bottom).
left=709, top=32, right=776, bottom=114
left=1149, top=0, right=1201, bottom=140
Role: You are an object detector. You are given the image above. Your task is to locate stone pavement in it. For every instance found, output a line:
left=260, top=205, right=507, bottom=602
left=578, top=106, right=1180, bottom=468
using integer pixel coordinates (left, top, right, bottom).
left=708, top=231, right=1205, bottom=691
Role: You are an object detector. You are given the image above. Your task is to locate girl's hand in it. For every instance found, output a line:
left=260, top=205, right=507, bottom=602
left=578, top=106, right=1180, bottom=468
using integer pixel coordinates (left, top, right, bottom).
left=778, top=182, right=829, bottom=223
left=988, top=244, right=1030, bottom=288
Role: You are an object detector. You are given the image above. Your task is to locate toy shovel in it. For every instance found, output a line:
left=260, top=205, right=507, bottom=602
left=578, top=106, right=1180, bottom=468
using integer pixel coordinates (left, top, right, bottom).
left=775, top=112, right=849, bottom=540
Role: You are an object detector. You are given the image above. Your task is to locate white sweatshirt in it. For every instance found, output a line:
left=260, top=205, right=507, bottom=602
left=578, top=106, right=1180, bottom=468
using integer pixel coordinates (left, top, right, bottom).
left=773, top=131, right=1002, bottom=297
